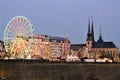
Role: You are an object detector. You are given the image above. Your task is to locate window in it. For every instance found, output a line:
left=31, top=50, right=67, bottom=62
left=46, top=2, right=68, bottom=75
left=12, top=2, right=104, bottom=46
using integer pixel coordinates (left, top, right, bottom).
left=88, top=42, right=89, bottom=44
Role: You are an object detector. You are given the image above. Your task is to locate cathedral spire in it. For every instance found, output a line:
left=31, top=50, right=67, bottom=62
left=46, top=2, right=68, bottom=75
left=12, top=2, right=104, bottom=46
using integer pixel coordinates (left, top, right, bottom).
left=88, top=17, right=90, bottom=35
left=86, top=17, right=91, bottom=41
left=91, top=16, right=94, bottom=42
left=97, top=25, right=104, bottom=45
left=99, top=25, right=102, bottom=39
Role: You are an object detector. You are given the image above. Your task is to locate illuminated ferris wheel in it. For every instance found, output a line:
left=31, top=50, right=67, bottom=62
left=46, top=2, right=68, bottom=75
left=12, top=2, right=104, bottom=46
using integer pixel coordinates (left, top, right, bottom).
left=4, top=16, right=34, bottom=59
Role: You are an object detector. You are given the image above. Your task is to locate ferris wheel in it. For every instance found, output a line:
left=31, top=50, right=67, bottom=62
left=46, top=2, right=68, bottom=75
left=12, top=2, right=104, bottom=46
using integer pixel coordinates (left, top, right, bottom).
left=4, top=16, right=34, bottom=59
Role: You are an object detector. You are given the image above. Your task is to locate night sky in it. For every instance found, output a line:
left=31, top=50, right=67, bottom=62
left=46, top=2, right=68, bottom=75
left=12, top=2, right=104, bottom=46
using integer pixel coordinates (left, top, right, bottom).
left=0, top=0, right=120, bottom=48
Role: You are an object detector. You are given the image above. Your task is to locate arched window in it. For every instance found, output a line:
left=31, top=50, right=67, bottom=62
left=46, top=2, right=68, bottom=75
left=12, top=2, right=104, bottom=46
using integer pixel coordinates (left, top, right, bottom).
left=88, top=42, right=89, bottom=44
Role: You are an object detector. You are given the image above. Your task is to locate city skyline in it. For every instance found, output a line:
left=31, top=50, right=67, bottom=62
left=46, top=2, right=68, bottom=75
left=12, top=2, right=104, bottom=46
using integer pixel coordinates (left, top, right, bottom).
left=0, top=0, right=120, bottom=48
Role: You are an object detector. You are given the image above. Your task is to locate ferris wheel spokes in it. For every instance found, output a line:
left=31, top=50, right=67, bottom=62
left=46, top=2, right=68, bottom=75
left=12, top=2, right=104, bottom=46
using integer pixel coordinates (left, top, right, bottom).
left=4, top=16, right=34, bottom=59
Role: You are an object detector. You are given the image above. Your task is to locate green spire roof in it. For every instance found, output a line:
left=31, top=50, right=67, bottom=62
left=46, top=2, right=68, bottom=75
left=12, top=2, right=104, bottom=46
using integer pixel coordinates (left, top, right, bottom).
left=99, top=25, right=102, bottom=39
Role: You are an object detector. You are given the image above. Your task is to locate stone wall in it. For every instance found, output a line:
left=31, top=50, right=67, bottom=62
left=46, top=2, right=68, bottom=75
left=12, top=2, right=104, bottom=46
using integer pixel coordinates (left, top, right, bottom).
left=0, top=62, right=120, bottom=80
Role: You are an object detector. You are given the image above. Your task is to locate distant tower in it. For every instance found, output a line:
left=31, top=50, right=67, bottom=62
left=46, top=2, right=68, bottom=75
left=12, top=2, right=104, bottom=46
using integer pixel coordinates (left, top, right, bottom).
left=97, top=25, right=104, bottom=45
left=91, top=16, right=95, bottom=42
left=86, top=17, right=94, bottom=50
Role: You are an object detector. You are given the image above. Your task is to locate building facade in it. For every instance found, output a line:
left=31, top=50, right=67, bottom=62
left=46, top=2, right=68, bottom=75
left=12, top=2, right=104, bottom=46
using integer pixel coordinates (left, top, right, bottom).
left=45, top=35, right=70, bottom=59
left=30, top=34, right=70, bottom=59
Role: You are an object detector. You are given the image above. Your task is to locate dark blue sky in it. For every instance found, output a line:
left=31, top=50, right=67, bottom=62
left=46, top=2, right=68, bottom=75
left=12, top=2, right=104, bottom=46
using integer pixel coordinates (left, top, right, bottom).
left=0, top=0, right=120, bottom=48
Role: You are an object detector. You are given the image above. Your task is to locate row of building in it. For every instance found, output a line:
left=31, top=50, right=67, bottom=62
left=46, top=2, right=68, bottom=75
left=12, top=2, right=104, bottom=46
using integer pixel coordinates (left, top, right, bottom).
left=0, top=19, right=119, bottom=61
left=29, top=19, right=119, bottom=61
left=28, top=34, right=70, bottom=59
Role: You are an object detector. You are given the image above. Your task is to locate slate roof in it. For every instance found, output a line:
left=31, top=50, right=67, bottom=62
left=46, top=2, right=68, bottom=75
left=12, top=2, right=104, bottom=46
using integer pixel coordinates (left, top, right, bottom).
left=71, top=44, right=86, bottom=51
left=49, top=36, right=66, bottom=41
left=93, top=41, right=116, bottom=48
left=49, top=36, right=70, bottom=43
left=91, top=35, right=117, bottom=48
left=0, top=40, right=4, bottom=48
left=71, top=39, right=116, bottom=51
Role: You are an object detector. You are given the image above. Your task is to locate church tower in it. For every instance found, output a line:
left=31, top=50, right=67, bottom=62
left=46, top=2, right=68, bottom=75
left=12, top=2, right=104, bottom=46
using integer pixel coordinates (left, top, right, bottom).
left=86, top=17, right=95, bottom=51
left=86, top=17, right=91, bottom=41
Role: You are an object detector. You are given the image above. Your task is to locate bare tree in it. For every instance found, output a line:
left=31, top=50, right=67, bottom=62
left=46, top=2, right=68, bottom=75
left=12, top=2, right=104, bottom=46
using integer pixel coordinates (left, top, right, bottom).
left=42, top=43, right=51, bottom=59
left=77, top=48, right=83, bottom=58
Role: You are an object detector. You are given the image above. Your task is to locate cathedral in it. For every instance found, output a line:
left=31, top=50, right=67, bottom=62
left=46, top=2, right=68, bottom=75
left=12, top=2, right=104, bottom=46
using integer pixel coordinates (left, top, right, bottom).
left=71, top=18, right=119, bottom=61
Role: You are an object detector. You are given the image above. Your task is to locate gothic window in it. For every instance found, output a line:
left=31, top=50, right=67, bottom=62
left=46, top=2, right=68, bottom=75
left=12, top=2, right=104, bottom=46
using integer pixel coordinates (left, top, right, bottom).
left=88, top=42, right=89, bottom=44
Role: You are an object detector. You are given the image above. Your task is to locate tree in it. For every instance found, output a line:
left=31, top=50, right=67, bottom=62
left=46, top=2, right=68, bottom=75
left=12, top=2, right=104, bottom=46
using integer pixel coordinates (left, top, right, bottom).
left=113, top=49, right=120, bottom=62
left=95, top=51, right=102, bottom=59
left=90, top=50, right=103, bottom=62
left=42, top=43, right=51, bottom=59
left=77, top=48, right=83, bottom=58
